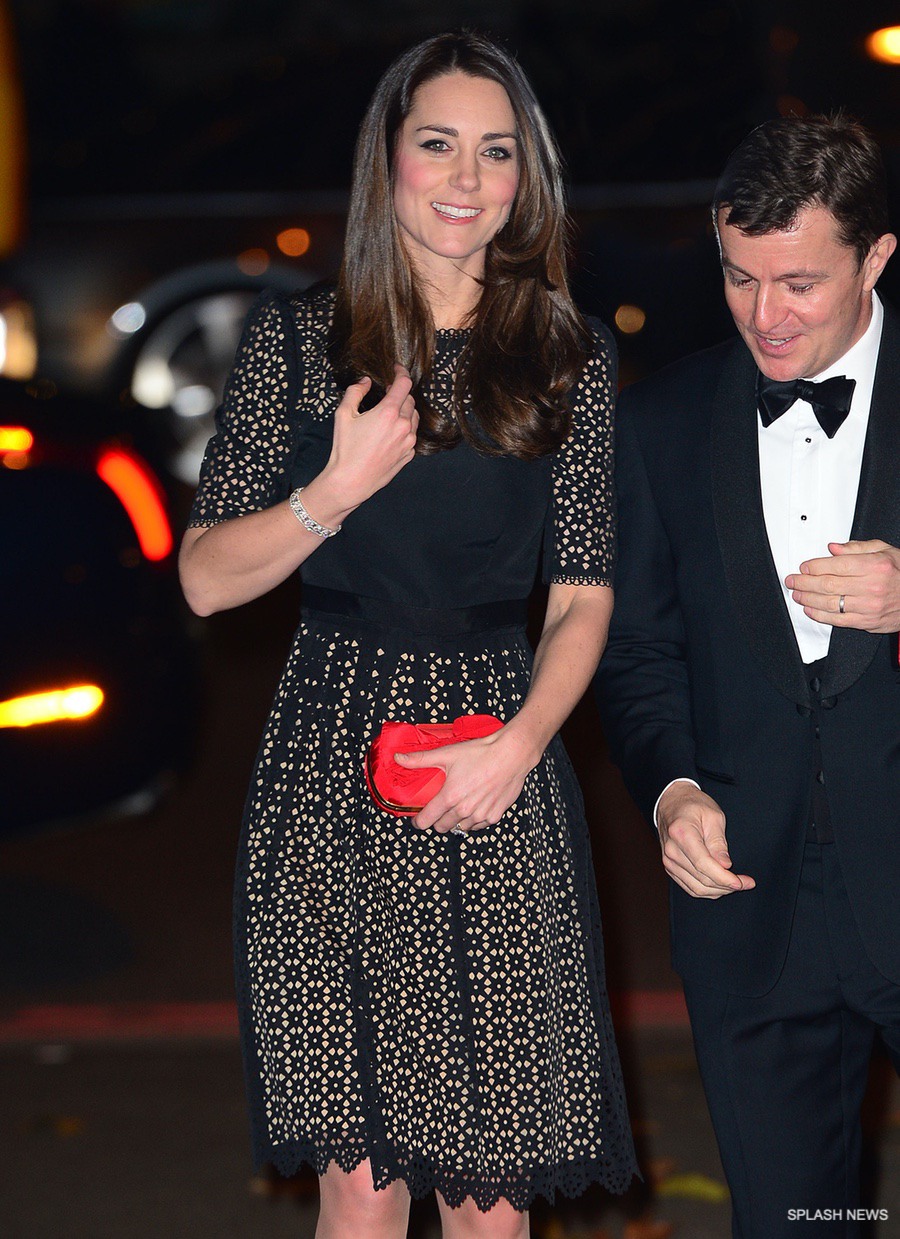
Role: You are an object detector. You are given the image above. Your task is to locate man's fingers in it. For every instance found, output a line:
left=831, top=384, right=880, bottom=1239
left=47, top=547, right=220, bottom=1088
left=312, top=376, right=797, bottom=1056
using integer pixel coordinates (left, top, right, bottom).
left=796, top=542, right=890, bottom=577
left=663, top=856, right=738, bottom=899
left=791, top=589, right=852, bottom=612
left=828, top=539, right=887, bottom=556
left=788, top=573, right=853, bottom=596
left=665, top=843, right=741, bottom=892
left=802, top=558, right=856, bottom=578
left=707, top=837, right=733, bottom=868
left=665, top=821, right=743, bottom=891
left=664, top=853, right=756, bottom=898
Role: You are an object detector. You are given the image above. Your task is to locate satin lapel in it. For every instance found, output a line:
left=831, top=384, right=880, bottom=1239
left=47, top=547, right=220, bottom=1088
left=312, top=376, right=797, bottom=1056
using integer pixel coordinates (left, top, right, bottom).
left=710, top=342, right=811, bottom=706
left=823, top=304, right=900, bottom=697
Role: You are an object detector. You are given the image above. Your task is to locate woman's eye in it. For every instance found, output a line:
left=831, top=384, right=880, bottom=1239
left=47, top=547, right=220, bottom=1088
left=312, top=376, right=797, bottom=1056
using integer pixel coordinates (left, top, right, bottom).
left=420, top=139, right=451, bottom=152
left=483, top=145, right=513, bottom=161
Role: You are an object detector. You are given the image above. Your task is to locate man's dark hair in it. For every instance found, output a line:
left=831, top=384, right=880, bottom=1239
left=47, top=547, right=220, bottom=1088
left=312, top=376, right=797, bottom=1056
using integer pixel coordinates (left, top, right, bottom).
left=713, top=113, right=890, bottom=267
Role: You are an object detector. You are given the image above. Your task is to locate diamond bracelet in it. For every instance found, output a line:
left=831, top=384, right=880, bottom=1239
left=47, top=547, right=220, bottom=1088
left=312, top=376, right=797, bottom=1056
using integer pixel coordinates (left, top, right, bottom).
left=288, top=487, right=341, bottom=539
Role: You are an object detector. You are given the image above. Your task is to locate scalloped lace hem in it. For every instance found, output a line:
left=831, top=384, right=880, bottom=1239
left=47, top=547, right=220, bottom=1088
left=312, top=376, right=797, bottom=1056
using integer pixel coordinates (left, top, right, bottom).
left=257, top=1138, right=638, bottom=1212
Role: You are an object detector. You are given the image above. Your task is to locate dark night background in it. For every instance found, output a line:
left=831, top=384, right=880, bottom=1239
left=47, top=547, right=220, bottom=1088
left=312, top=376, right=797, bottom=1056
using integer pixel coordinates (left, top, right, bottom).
left=9, top=0, right=900, bottom=395
left=15, top=0, right=900, bottom=192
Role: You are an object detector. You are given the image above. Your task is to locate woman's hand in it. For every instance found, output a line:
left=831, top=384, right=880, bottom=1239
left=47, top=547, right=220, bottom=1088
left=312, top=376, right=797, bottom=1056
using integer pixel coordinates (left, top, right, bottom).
left=397, top=727, right=542, bottom=835
left=179, top=365, right=417, bottom=617
left=312, top=365, right=418, bottom=513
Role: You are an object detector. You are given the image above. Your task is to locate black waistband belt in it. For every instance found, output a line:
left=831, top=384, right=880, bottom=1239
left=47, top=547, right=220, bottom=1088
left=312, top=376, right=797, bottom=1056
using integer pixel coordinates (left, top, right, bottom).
left=301, top=585, right=528, bottom=638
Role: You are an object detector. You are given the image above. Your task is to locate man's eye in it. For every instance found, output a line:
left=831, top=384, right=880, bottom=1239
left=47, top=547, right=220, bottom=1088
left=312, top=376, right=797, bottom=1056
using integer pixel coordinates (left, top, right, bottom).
left=726, top=273, right=751, bottom=288
left=788, top=283, right=814, bottom=295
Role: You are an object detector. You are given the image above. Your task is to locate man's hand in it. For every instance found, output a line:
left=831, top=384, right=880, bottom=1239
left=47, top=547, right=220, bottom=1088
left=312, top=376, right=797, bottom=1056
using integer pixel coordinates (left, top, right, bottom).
left=656, top=781, right=756, bottom=899
left=785, top=540, right=900, bottom=634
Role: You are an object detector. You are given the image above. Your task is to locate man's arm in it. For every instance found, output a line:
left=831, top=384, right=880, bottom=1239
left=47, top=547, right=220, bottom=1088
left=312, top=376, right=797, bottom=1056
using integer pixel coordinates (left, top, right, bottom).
left=595, top=391, right=754, bottom=898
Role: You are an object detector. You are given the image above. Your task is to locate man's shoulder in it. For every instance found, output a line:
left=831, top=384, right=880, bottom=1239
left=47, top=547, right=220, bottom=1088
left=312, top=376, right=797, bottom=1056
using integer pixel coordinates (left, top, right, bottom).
left=618, top=337, right=744, bottom=417
left=879, top=294, right=900, bottom=340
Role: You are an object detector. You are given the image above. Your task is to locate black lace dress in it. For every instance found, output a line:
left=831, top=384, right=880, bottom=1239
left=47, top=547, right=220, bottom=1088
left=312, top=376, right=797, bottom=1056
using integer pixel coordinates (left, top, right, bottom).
left=188, top=284, right=637, bottom=1211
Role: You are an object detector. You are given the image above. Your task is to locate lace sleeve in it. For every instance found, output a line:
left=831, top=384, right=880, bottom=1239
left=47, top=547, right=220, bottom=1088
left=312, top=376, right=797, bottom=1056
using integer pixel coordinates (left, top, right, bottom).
left=187, top=291, right=299, bottom=527
left=543, top=319, right=617, bottom=586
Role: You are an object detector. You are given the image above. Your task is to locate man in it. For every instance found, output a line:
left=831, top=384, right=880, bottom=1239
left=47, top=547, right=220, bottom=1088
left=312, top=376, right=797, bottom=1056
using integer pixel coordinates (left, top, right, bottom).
left=595, top=114, right=900, bottom=1237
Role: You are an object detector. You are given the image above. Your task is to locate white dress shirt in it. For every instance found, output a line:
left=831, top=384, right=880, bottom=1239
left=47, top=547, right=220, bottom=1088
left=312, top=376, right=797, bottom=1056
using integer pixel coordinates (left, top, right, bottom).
left=653, top=292, right=884, bottom=824
left=758, top=292, right=883, bottom=664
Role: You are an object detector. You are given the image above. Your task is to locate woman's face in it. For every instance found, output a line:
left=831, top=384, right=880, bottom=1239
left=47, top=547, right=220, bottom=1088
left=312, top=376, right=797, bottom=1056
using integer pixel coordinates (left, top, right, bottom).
left=392, top=71, right=520, bottom=286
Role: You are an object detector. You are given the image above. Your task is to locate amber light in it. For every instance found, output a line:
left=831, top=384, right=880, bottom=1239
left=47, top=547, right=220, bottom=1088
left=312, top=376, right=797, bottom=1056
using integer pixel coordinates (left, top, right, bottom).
left=96, top=448, right=173, bottom=561
left=0, top=684, right=104, bottom=728
left=276, top=227, right=311, bottom=257
left=866, top=27, right=900, bottom=64
left=236, top=247, right=269, bottom=276
left=615, top=304, right=647, bottom=334
left=0, top=424, right=33, bottom=453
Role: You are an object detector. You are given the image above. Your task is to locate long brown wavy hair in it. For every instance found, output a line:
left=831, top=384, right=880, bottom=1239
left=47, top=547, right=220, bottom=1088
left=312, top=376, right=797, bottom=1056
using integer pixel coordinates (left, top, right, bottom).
left=330, top=31, right=591, bottom=459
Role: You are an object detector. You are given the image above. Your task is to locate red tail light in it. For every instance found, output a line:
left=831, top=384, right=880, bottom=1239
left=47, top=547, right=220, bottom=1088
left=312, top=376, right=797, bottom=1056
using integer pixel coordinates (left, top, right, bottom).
left=96, top=448, right=173, bottom=561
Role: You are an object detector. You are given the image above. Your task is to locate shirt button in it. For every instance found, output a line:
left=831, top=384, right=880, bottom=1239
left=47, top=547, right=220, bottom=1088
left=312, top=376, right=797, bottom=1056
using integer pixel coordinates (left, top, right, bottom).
left=800, top=515, right=807, bottom=521
left=805, top=437, right=812, bottom=443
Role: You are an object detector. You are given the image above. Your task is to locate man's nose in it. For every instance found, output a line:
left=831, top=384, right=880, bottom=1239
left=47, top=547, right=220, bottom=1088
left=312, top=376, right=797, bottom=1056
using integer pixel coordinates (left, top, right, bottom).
left=752, top=286, right=788, bottom=333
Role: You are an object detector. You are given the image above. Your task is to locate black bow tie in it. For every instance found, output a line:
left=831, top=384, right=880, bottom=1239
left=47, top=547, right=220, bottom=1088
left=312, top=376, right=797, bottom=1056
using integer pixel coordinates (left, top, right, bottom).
left=756, top=372, right=856, bottom=439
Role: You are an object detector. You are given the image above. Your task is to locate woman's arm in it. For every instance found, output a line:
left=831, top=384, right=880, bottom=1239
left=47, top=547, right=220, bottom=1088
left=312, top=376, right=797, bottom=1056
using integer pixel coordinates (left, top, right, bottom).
left=397, top=581, right=613, bottom=833
left=503, top=580, right=613, bottom=763
left=180, top=370, right=417, bottom=616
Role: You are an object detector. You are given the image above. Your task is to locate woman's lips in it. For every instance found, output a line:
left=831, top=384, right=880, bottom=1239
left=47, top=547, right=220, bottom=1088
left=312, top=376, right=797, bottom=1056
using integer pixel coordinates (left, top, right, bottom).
left=431, top=201, right=483, bottom=222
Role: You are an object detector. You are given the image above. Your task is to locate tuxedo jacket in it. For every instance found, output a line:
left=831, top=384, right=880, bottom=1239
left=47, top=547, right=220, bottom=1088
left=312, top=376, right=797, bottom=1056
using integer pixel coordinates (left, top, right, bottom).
left=595, top=302, right=900, bottom=996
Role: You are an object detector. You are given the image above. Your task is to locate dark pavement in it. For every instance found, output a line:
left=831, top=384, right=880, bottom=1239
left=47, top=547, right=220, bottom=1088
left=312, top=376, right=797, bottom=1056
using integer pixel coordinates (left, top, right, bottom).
left=2, top=585, right=899, bottom=1237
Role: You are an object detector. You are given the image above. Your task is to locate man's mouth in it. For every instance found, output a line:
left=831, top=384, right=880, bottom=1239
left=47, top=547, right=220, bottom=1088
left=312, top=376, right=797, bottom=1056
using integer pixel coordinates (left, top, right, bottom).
left=431, top=202, right=482, bottom=220
left=756, top=334, right=798, bottom=350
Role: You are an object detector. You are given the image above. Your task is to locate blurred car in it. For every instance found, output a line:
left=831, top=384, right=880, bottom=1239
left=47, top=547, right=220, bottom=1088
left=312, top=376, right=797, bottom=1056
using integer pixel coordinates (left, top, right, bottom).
left=0, top=377, right=198, bottom=834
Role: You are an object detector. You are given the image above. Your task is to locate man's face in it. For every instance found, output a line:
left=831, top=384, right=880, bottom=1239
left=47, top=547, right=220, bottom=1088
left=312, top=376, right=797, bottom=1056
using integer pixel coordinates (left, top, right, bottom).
left=718, top=204, right=895, bottom=380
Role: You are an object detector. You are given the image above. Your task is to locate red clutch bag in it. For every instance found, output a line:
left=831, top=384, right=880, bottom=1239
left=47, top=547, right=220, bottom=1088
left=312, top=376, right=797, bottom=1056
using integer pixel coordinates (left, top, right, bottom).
left=365, top=714, right=504, bottom=815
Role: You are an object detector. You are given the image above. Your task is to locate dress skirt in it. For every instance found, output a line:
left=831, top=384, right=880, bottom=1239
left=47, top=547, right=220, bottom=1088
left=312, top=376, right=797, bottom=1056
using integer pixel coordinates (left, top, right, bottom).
left=234, top=591, right=636, bottom=1211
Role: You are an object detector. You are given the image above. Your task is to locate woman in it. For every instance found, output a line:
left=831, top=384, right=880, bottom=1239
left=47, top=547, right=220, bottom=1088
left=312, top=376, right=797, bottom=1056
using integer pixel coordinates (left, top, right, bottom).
left=180, top=30, right=636, bottom=1239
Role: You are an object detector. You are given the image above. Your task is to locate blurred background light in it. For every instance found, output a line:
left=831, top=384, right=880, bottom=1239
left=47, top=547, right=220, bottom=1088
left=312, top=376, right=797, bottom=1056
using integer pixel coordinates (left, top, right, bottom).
left=0, top=299, right=37, bottom=378
left=109, top=301, right=147, bottom=336
left=0, top=684, right=104, bottom=728
left=0, top=0, right=25, bottom=258
left=236, top=248, right=269, bottom=276
left=0, top=424, right=33, bottom=453
left=777, top=94, right=809, bottom=116
left=96, top=447, right=173, bottom=561
left=866, top=27, right=900, bottom=64
left=276, top=227, right=311, bottom=257
left=171, top=383, right=216, bottom=419
left=615, top=304, right=647, bottom=334
left=769, top=26, right=800, bottom=55
left=131, top=356, right=174, bottom=408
